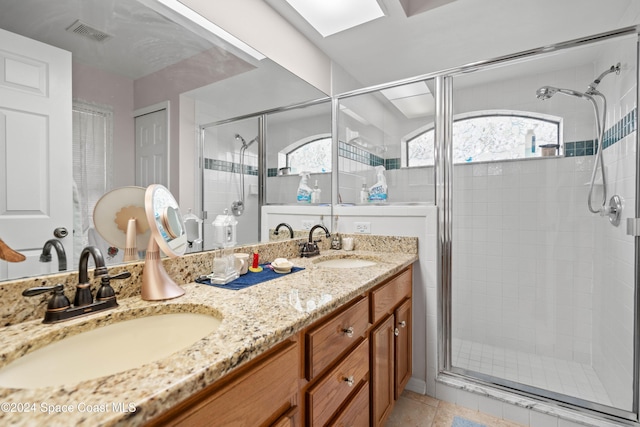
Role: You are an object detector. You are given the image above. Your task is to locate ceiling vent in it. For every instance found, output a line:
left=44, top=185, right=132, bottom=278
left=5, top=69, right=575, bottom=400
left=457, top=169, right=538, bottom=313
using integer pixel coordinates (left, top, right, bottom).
left=66, top=19, right=113, bottom=43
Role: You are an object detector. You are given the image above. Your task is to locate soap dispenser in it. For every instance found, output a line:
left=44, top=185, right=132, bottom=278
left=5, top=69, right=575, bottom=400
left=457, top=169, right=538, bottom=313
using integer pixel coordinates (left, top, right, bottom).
left=311, top=180, right=321, bottom=204
left=524, top=128, right=536, bottom=157
left=359, top=183, right=369, bottom=204
left=212, top=208, right=237, bottom=248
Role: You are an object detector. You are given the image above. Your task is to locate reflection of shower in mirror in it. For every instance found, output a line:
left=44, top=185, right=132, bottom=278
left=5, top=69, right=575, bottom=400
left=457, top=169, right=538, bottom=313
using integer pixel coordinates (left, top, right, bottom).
left=231, top=133, right=258, bottom=216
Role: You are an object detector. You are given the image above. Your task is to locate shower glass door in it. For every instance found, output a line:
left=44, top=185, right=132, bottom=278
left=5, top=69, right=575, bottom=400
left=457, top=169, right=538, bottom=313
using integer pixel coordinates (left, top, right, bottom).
left=448, top=33, right=638, bottom=420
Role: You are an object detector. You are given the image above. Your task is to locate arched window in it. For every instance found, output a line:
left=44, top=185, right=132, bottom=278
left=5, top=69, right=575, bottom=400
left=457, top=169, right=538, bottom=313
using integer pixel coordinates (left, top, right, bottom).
left=406, top=111, right=562, bottom=166
left=281, top=135, right=332, bottom=173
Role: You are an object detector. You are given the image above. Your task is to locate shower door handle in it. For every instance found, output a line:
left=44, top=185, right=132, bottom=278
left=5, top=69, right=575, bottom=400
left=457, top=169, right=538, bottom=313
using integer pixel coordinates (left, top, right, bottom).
left=626, top=218, right=640, bottom=236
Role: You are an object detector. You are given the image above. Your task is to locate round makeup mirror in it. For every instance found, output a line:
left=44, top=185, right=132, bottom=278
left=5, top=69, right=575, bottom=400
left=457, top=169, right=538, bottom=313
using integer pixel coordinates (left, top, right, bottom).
left=93, top=186, right=149, bottom=262
left=142, top=184, right=186, bottom=300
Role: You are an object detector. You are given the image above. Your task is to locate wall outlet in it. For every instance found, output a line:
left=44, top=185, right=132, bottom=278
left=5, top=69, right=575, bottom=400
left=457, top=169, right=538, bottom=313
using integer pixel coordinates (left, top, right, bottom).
left=354, top=222, right=371, bottom=234
left=301, top=220, right=314, bottom=230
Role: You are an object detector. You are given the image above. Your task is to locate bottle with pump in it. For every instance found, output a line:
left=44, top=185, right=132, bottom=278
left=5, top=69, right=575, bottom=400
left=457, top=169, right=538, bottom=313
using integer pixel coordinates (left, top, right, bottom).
left=359, top=183, right=369, bottom=204
left=524, top=129, right=536, bottom=158
left=297, top=172, right=313, bottom=203
left=368, top=166, right=388, bottom=203
left=311, top=180, right=321, bottom=204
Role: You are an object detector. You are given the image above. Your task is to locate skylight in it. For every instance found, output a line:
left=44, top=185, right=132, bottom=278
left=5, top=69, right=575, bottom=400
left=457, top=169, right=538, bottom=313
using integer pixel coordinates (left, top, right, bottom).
left=284, top=0, right=386, bottom=37
left=381, top=82, right=434, bottom=118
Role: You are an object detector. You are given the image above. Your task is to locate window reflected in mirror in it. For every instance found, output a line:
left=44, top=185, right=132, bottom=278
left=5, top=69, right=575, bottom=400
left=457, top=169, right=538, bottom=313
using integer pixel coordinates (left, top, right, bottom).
left=337, top=79, right=436, bottom=205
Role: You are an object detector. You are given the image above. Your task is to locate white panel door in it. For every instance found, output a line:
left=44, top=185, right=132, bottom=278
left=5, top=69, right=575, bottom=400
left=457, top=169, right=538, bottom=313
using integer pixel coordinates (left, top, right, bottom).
left=0, top=28, right=72, bottom=280
left=135, top=108, right=168, bottom=187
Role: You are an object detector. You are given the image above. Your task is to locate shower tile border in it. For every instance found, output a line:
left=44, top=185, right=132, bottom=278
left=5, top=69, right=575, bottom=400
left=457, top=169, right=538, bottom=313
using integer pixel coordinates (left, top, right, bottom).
left=204, top=158, right=258, bottom=176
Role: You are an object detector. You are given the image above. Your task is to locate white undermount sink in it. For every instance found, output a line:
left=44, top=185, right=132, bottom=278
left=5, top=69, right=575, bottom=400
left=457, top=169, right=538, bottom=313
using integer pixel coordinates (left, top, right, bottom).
left=314, top=258, right=377, bottom=269
left=0, top=312, right=222, bottom=389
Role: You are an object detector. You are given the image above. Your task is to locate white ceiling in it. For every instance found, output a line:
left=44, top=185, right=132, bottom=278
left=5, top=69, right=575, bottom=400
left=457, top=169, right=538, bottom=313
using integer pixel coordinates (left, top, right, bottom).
left=264, top=0, right=640, bottom=88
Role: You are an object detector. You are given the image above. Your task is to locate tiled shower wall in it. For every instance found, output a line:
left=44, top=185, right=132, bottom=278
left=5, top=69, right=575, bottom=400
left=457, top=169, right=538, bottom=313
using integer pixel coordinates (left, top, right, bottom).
left=452, top=156, right=598, bottom=364
left=593, top=134, right=636, bottom=410
left=591, top=45, right=637, bottom=410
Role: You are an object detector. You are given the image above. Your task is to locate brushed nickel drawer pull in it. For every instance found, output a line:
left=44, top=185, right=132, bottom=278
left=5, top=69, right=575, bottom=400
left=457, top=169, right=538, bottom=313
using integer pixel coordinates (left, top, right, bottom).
left=342, top=326, right=354, bottom=337
left=344, top=376, right=355, bottom=387
left=394, top=327, right=400, bottom=337
left=399, top=320, right=406, bottom=328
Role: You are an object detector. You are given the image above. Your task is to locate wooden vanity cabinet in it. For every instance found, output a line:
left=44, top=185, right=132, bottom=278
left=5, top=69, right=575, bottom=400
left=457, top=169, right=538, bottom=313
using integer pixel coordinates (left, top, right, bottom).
left=369, top=267, right=412, bottom=427
left=304, top=296, right=370, bottom=426
left=147, top=265, right=413, bottom=427
left=146, top=337, right=301, bottom=427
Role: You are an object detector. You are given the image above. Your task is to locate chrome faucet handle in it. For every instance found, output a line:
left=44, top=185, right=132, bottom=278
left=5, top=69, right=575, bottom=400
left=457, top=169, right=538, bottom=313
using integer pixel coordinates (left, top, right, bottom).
left=23, top=284, right=71, bottom=313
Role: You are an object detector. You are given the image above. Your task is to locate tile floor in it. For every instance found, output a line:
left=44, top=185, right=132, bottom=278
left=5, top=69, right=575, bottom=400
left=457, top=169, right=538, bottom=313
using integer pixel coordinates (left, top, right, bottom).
left=451, top=339, right=612, bottom=406
left=387, top=390, right=525, bottom=427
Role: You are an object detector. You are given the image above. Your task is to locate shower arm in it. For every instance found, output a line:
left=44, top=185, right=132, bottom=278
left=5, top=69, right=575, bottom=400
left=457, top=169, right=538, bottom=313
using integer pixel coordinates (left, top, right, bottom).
left=586, top=92, right=608, bottom=214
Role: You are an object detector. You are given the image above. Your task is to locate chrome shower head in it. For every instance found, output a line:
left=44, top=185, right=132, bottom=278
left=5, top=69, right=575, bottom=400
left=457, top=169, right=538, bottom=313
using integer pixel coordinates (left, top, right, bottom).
left=235, top=134, right=257, bottom=149
left=536, top=86, right=557, bottom=100
left=587, top=62, right=621, bottom=93
left=536, top=86, right=591, bottom=101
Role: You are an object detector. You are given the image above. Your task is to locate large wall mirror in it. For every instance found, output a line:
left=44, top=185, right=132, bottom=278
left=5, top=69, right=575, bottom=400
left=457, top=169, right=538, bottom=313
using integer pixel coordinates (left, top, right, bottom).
left=0, top=0, right=327, bottom=282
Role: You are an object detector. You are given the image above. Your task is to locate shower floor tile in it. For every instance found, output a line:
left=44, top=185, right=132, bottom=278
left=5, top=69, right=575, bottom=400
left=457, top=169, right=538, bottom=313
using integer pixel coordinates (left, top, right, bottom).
left=452, top=338, right=613, bottom=407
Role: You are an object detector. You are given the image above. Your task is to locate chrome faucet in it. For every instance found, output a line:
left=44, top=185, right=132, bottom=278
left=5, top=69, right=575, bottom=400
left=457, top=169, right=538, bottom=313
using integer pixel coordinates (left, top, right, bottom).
left=274, top=223, right=294, bottom=239
left=300, top=224, right=330, bottom=258
left=22, top=246, right=130, bottom=323
left=39, top=239, right=67, bottom=271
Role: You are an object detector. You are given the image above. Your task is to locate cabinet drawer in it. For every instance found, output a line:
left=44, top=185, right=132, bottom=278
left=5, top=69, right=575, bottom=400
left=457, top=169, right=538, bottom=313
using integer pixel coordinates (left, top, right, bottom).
left=153, top=340, right=299, bottom=427
left=370, top=268, right=411, bottom=324
left=307, top=338, right=369, bottom=427
left=306, top=296, right=369, bottom=380
left=329, top=380, right=369, bottom=427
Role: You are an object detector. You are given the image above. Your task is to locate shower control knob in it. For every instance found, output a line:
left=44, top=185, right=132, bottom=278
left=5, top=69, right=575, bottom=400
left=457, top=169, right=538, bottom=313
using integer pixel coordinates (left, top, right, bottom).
left=53, top=227, right=68, bottom=238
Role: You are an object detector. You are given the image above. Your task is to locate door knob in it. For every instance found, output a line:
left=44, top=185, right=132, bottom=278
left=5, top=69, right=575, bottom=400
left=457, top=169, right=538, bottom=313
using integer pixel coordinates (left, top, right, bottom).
left=53, top=227, right=68, bottom=238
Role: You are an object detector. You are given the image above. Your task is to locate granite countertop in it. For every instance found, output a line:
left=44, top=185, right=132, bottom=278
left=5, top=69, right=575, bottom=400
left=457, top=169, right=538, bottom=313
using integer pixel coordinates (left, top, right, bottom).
left=0, top=250, right=417, bottom=427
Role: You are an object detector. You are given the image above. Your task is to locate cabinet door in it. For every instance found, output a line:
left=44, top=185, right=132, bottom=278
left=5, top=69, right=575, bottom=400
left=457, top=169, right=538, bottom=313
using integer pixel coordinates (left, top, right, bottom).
left=149, top=340, right=299, bottom=427
left=394, top=298, right=412, bottom=399
left=272, top=406, right=299, bottom=427
left=371, top=314, right=394, bottom=427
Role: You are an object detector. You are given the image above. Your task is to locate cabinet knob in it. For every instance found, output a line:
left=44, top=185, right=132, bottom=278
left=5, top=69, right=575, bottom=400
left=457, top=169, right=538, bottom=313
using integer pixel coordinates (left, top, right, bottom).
left=342, top=326, right=354, bottom=338
left=399, top=320, right=406, bottom=328
left=394, top=327, right=400, bottom=337
left=343, top=376, right=355, bottom=387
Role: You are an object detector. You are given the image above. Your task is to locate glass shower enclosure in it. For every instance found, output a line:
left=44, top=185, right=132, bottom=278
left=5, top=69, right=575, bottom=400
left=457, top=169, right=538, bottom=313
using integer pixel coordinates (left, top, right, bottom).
left=444, top=30, right=638, bottom=422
